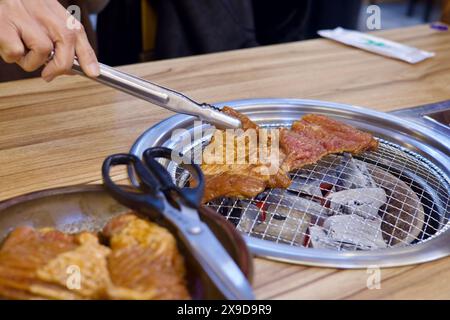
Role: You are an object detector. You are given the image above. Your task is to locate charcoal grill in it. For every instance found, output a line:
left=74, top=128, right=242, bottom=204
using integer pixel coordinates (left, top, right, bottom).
left=129, top=99, right=450, bottom=268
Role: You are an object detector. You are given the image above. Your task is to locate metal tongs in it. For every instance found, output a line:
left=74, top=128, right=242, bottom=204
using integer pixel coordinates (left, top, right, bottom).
left=102, top=147, right=254, bottom=300
left=71, top=60, right=241, bottom=129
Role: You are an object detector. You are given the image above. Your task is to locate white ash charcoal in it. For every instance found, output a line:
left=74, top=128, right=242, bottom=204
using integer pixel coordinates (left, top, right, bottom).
left=323, top=214, right=387, bottom=249
left=309, top=226, right=360, bottom=250
left=288, top=178, right=324, bottom=198
left=334, top=154, right=377, bottom=190
left=353, top=160, right=377, bottom=186
left=267, top=205, right=311, bottom=231
left=251, top=205, right=311, bottom=246
left=289, top=197, right=331, bottom=218
left=266, top=189, right=331, bottom=218
left=295, top=166, right=340, bottom=187
left=326, top=187, right=386, bottom=219
left=309, top=226, right=330, bottom=249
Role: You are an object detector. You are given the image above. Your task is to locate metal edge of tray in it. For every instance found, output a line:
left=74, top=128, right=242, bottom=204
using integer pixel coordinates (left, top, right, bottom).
left=129, top=98, right=450, bottom=268
left=390, top=100, right=450, bottom=138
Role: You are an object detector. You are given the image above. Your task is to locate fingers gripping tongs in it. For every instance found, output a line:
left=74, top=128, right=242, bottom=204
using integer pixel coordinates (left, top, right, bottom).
left=71, top=61, right=241, bottom=129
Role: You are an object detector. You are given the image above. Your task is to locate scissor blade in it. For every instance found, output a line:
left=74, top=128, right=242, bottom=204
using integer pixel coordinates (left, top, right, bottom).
left=186, top=224, right=255, bottom=300
left=165, top=206, right=254, bottom=300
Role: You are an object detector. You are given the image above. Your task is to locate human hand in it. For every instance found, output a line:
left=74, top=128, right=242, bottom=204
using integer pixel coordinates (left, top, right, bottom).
left=0, top=0, right=100, bottom=81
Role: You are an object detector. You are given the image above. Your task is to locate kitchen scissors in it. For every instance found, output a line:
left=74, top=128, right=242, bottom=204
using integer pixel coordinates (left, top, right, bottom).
left=102, top=147, right=254, bottom=300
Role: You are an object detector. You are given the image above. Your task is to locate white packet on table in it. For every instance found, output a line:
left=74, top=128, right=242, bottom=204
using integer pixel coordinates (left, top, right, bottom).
left=318, top=27, right=434, bottom=64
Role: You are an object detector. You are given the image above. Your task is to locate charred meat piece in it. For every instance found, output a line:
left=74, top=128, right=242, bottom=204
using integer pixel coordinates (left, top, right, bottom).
left=202, top=173, right=272, bottom=204
left=103, top=214, right=191, bottom=300
left=201, top=108, right=378, bottom=202
left=222, top=106, right=259, bottom=130
left=202, top=107, right=290, bottom=202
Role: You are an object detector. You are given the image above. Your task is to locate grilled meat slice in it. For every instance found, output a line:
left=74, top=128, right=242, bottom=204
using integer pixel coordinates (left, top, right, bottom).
left=201, top=108, right=378, bottom=202
left=103, top=214, right=190, bottom=300
left=0, top=227, right=108, bottom=300
left=201, top=124, right=290, bottom=202
left=35, top=232, right=112, bottom=299
left=283, top=114, right=378, bottom=170
left=0, top=214, right=191, bottom=300
left=222, top=106, right=258, bottom=130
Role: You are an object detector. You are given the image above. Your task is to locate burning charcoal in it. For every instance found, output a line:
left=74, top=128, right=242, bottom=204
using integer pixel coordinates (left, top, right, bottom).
left=334, top=154, right=377, bottom=191
left=287, top=178, right=323, bottom=198
left=291, top=165, right=341, bottom=194
left=209, top=198, right=243, bottom=226
left=309, top=226, right=329, bottom=249
left=309, top=226, right=340, bottom=249
left=353, top=160, right=377, bottom=186
left=235, top=201, right=263, bottom=233
left=252, top=205, right=311, bottom=246
left=326, top=187, right=386, bottom=219
left=308, top=226, right=359, bottom=250
left=265, top=189, right=332, bottom=218
left=323, top=214, right=387, bottom=249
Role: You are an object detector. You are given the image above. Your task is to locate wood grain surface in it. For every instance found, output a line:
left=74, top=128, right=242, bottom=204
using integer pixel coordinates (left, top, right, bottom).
left=0, top=24, right=449, bottom=299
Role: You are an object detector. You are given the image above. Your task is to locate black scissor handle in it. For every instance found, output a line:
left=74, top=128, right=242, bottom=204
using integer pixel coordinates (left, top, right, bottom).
left=102, top=153, right=165, bottom=215
left=142, top=147, right=205, bottom=208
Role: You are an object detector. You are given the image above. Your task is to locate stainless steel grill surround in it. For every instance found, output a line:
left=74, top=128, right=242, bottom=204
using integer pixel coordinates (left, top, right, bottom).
left=129, top=99, right=450, bottom=268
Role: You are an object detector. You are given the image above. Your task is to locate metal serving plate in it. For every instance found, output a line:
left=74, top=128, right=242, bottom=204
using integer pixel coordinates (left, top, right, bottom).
left=129, top=99, right=450, bottom=268
left=0, top=185, right=253, bottom=299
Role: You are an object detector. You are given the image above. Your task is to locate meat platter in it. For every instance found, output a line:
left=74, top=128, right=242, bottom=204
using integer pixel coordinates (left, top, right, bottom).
left=0, top=185, right=252, bottom=299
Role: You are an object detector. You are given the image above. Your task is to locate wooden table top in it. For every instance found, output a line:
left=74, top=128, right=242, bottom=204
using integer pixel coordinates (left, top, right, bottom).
left=0, top=24, right=449, bottom=299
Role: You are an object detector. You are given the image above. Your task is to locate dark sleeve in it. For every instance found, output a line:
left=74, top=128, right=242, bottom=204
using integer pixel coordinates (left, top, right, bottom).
left=96, top=0, right=143, bottom=66
left=303, top=0, right=362, bottom=39
left=152, top=0, right=258, bottom=59
left=252, top=0, right=311, bottom=45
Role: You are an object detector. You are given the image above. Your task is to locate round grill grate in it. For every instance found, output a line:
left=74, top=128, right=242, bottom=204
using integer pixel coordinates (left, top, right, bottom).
left=173, top=139, right=449, bottom=252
